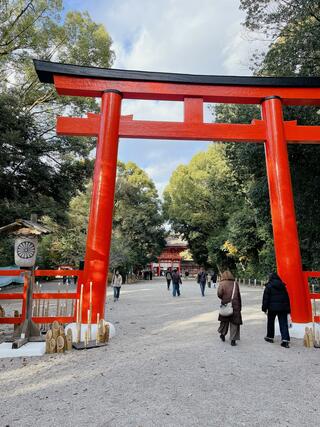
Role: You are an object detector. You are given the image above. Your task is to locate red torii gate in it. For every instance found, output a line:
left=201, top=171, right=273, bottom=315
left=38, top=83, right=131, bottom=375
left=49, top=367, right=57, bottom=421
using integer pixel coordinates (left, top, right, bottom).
left=34, top=60, right=320, bottom=326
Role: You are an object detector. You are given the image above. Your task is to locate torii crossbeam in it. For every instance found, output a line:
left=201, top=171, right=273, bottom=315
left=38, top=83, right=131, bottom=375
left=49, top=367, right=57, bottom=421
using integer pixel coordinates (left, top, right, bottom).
left=34, top=59, right=320, bottom=327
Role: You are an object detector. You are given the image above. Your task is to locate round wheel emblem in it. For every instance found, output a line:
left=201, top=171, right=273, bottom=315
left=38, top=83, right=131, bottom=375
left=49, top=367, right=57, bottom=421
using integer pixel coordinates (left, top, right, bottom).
left=17, top=241, right=36, bottom=259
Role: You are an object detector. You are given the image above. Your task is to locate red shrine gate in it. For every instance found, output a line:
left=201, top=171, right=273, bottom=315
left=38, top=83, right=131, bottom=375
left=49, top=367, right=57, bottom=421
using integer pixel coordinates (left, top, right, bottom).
left=33, top=60, right=320, bottom=325
left=154, top=240, right=185, bottom=275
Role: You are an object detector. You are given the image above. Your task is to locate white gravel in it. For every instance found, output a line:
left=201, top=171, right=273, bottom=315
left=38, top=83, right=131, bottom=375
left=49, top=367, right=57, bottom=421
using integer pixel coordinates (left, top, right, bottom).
left=1, top=278, right=320, bottom=427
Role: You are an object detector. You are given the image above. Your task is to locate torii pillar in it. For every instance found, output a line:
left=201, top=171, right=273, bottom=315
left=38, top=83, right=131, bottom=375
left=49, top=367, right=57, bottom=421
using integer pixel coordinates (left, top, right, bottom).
left=262, top=96, right=310, bottom=323
left=82, top=90, right=122, bottom=323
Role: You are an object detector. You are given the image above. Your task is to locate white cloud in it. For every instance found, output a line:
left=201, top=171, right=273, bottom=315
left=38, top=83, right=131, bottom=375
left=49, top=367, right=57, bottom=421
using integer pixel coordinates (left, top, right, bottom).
left=222, top=26, right=253, bottom=75
left=112, top=0, right=249, bottom=74
left=88, top=0, right=253, bottom=76
left=71, top=0, right=261, bottom=193
left=145, top=158, right=185, bottom=181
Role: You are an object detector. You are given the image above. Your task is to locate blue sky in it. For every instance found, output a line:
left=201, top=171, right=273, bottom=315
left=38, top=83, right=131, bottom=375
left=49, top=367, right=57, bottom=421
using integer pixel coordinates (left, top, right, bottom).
left=64, top=0, right=264, bottom=195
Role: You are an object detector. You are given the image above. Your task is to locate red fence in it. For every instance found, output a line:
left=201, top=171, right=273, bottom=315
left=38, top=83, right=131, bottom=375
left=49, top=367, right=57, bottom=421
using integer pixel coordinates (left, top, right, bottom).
left=304, top=271, right=320, bottom=322
left=0, top=269, right=82, bottom=325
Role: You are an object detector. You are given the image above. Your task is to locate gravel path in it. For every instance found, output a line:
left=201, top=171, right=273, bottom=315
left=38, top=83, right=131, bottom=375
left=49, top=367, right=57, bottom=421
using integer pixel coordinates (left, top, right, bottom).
left=1, top=278, right=320, bottom=427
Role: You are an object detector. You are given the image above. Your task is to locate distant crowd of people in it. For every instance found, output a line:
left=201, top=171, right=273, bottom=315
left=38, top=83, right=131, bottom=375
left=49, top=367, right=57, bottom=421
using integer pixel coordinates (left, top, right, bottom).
left=165, top=267, right=217, bottom=296
left=112, top=266, right=292, bottom=349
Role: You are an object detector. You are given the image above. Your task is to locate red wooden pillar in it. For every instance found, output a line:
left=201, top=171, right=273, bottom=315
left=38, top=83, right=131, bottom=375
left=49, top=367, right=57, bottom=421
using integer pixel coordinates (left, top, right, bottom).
left=82, top=89, right=122, bottom=323
left=261, top=96, right=312, bottom=323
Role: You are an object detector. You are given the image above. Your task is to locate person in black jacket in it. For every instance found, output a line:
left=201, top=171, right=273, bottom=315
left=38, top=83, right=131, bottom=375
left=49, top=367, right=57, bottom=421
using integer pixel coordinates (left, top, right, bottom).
left=211, top=271, right=217, bottom=288
left=262, top=272, right=291, bottom=348
left=172, top=268, right=182, bottom=297
left=165, top=269, right=172, bottom=290
left=197, top=267, right=207, bottom=296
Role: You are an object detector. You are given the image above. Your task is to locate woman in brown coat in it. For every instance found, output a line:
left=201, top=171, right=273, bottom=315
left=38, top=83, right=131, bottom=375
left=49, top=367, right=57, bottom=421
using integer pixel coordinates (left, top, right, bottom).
left=217, top=270, right=242, bottom=346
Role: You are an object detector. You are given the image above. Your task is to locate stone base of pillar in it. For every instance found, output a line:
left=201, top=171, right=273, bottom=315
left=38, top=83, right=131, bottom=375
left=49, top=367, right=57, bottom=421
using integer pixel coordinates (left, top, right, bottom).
left=0, top=341, right=45, bottom=358
left=65, top=321, right=116, bottom=342
left=275, top=321, right=313, bottom=339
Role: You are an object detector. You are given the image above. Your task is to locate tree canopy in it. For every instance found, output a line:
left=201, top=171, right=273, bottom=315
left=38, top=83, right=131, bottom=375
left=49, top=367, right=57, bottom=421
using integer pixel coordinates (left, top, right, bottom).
left=165, top=0, right=320, bottom=276
left=37, top=162, right=166, bottom=272
left=0, top=1, right=114, bottom=108
left=0, top=0, right=115, bottom=176
left=0, top=91, right=93, bottom=227
left=113, top=162, right=166, bottom=270
left=238, top=0, right=320, bottom=271
left=0, top=1, right=116, bottom=266
left=240, top=0, right=320, bottom=76
left=164, top=145, right=248, bottom=271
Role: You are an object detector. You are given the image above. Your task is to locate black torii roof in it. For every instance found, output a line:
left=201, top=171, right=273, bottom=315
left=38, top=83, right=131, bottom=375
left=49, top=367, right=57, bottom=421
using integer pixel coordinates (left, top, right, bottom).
left=33, top=59, right=320, bottom=88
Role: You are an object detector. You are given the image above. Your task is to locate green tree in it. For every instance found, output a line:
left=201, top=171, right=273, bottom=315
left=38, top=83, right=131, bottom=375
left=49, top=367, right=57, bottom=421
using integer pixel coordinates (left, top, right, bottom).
left=1, top=1, right=114, bottom=113
left=0, top=0, right=115, bottom=198
left=38, top=162, right=166, bottom=271
left=0, top=1, right=115, bottom=265
left=114, top=162, right=166, bottom=269
left=0, top=91, right=93, bottom=227
left=240, top=0, right=320, bottom=76
left=163, top=144, right=242, bottom=269
left=247, top=0, right=320, bottom=269
left=214, top=103, right=275, bottom=273
left=210, top=0, right=320, bottom=273
left=164, top=0, right=320, bottom=276
left=38, top=179, right=91, bottom=267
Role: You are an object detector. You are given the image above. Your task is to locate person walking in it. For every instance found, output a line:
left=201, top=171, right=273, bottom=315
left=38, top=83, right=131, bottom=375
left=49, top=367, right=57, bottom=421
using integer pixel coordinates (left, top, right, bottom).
left=211, top=271, right=218, bottom=289
left=165, top=269, right=172, bottom=290
left=217, top=270, right=242, bottom=346
left=112, top=270, right=123, bottom=302
left=197, top=267, right=207, bottom=296
left=262, top=272, right=291, bottom=348
left=172, top=268, right=182, bottom=297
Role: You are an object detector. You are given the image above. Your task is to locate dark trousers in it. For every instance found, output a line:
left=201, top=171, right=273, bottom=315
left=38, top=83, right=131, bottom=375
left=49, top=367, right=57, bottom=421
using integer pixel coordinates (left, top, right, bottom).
left=166, top=279, right=171, bottom=290
left=172, top=283, right=180, bottom=297
left=200, top=282, right=206, bottom=296
left=267, top=311, right=290, bottom=342
left=113, top=286, right=121, bottom=300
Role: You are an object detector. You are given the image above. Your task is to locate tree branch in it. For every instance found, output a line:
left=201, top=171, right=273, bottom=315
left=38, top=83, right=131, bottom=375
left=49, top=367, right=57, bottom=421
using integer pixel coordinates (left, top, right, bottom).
left=0, top=7, right=47, bottom=51
left=0, top=0, right=34, bottom=45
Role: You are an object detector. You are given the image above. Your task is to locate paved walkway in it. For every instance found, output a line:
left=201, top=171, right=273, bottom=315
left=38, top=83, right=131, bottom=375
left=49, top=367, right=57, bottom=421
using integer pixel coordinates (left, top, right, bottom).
left=1, top=279, right=320, bottom=426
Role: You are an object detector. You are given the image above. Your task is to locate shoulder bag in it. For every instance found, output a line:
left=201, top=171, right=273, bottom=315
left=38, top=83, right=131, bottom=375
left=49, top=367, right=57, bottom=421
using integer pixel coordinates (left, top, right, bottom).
left=219, top=282, right=236, bottom=317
